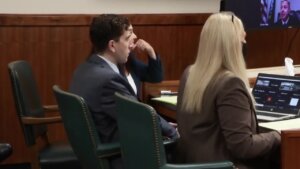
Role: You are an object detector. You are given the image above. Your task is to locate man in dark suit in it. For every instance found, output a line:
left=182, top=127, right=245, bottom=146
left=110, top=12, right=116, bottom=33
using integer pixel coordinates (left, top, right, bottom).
left=275, top=0, right=298, bottom=27
left=69, top=14, right=178, bottom=169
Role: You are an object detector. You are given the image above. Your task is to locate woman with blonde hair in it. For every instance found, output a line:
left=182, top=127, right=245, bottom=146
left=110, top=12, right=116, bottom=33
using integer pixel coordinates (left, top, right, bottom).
left=176, top=12, right=280, bottom=169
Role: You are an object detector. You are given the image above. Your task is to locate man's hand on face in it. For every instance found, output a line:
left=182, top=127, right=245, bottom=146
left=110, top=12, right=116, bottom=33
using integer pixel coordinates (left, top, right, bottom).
left=130, top=39, right=156, bottom=60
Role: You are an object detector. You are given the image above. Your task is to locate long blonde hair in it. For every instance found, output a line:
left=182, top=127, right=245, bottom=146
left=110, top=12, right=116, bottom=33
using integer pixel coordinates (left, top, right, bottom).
left=181, top=12, right=250, bottom=113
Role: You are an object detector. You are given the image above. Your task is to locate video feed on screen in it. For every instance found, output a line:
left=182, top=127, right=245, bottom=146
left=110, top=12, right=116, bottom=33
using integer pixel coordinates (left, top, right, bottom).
left=221, top=0, right=300, bottom=29
left=261, top=0, right=300, bottom=27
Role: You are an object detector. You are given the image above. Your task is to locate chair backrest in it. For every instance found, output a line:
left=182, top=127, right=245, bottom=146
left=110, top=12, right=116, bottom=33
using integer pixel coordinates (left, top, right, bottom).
left=8, top=60, right=46, bottom=146
left=115, top=93, right=166, bottom=169
left=53, top=85, right=111, bottom=169
left=115, top=93, right=236, bottom=169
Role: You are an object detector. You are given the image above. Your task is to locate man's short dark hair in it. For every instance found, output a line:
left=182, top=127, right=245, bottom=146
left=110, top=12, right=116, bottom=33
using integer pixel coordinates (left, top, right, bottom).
left=90, top=14, right=130, bottom=53
left=281, top=0, right=290, bottom=7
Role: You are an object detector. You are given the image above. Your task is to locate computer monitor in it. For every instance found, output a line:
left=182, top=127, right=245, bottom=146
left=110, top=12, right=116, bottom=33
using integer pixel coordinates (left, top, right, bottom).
left=220, top=0, right=300, bottom=30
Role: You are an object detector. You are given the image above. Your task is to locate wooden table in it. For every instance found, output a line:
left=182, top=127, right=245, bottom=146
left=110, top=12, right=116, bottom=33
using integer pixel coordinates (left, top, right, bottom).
left=150, top=96, right=177, bottom=121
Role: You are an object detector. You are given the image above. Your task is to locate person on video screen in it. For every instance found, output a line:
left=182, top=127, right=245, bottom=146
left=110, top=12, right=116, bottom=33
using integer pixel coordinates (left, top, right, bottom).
left=275, top=0, right=298, bottom=27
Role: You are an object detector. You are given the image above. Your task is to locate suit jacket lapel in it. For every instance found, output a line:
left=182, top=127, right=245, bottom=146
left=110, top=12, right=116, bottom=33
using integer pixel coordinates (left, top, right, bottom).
left=88, top=54, right=137, bottom=97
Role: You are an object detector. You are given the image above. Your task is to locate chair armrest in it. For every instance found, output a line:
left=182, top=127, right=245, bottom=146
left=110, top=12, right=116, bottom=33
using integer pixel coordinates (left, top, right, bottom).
left=163, top=139, right=177, bottom=148
left=96, top=142, right=121, bottom=158
left=43, top=105, right=59, bottom=112
left=162, top=162, right=235, bottom=169
left=0, top=143, right=12, bottom=162
left=21, top=116, right=61, bottom=125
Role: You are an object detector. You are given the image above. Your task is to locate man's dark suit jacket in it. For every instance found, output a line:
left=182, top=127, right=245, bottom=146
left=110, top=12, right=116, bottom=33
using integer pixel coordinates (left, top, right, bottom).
left=70, top=54, right=137, bottom=144
left=70, top=54, right=138, bottom=169
left=275, top=15, right=299, bottom=27
left=70, top=54, right=177, bottom=168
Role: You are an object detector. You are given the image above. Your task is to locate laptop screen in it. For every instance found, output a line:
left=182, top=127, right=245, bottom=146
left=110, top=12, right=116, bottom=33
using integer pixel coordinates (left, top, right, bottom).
left=252, top=73, right=300, bottom=115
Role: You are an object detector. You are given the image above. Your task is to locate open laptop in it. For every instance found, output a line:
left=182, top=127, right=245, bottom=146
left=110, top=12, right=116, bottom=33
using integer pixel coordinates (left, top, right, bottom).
left=252, top=73, right=300, bottom=121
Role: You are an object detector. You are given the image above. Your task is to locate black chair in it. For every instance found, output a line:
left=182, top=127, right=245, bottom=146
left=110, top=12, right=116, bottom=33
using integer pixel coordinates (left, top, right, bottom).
left=115, top=93, right=235, bottom=169
left=53, top=85, right=121, bottom=169
left=8, top=60, right=80, bottom=169
left=0, top=143, right=12, bottom=162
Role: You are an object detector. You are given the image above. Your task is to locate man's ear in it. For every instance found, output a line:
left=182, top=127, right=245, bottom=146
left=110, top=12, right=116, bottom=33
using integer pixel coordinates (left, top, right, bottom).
left=108, top=40, right=116, bottom=53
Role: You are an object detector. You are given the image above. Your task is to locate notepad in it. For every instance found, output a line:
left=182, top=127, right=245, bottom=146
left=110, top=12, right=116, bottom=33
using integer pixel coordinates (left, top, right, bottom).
left=151, top=96, right=177, bottom=106
left=259, top=118, right=300, bottom=132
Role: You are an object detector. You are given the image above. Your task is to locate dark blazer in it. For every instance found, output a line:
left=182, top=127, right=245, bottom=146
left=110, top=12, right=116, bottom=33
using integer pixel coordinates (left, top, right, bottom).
left=176, top=67, right=281, bottom=169
left=275, top=14, right=298, bottom=27
left=70, top=54, right=176, bottom=169
left=125, top=52, right=163, bottom=98
left=70, top=54, right=137, bottom=143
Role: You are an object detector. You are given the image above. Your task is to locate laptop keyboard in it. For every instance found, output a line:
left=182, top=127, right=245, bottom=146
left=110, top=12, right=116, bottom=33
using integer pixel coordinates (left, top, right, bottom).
left=256, top=111, right=287, bottom=118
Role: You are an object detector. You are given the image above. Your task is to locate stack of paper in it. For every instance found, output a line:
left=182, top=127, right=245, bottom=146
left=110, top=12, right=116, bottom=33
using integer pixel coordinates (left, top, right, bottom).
left=151, top=96, right=177, bottom=106
left=259, top=118, right=300, bottom=132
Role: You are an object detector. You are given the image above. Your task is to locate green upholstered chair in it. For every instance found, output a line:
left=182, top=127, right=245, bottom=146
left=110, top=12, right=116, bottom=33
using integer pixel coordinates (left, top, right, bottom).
left=8, top=60, right=80, bottom=169
left=115, top=93, right=235, bottom=169
left=53, top=85, right=121, bottom=169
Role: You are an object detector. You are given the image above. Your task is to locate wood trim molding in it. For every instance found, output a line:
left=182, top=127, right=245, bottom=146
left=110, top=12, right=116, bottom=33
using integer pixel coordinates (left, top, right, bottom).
left=0, top=13, right=210, bottom=26
left=128, top=13, right=210, bottom=25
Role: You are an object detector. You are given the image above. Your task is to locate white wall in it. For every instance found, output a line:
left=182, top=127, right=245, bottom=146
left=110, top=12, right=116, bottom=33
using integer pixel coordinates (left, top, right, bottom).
left=0, top=0, right=220, bottom=14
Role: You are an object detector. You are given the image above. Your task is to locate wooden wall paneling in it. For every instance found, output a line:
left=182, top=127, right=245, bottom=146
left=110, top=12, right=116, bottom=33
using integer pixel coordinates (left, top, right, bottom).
left=0, top=23, right=92, bottom=164
left=1, top=26, right=30, bottom=164
left=133, top=25, right=201, bottom=80
left=0, top=14, right=207, bottom=164
left=1, top=13, right=300, bottom=165
left=246, top=28, right=300, bottom=68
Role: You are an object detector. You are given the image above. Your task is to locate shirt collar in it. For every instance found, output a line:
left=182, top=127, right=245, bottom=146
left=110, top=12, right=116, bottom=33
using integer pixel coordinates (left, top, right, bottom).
left=97, top=54, right=120, bottom=74
left=282, top=17, right=289, bottom=25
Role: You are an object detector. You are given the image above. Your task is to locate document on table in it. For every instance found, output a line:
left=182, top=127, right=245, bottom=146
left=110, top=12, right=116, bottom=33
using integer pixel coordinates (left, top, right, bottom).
left=151, top=96, right=177, bottom=106
left=259, top=118, right=300, bottom=132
